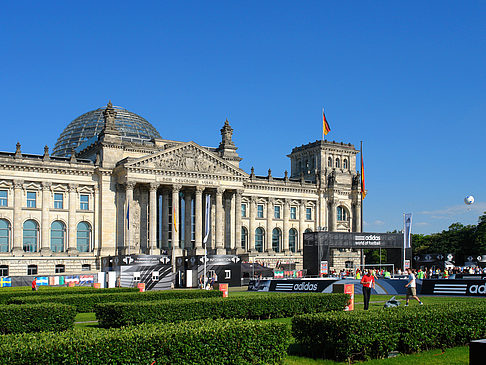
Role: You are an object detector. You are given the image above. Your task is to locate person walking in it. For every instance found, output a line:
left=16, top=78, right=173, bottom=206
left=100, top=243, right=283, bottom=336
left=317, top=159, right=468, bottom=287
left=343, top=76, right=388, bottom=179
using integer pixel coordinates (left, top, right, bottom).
left=405, top=268, right=423, bottom=306
left=31, top=277, right=37, bottom=291
left=360, top=269, right=375, bottom=310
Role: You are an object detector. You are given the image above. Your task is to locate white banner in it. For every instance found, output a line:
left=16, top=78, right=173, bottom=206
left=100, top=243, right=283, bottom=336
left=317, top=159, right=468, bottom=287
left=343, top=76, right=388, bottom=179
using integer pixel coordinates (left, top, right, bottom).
left=404, top=213, right=412, bottom=249
left=203, top=194, right=211, bottom=247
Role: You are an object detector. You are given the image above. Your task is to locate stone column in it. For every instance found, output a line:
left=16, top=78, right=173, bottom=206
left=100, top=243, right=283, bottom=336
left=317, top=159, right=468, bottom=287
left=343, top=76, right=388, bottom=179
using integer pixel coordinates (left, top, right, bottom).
left=299, top=199, right=306, bottom=252
left=171, top=184, right=181, bottom=251
left=234, top=190, right=242, bottom=253
left=149, top=183, right=158, bottom=254
left=328, top=201, right=335, bottom=231
left=319, top=191, right=326, bottom=229
left=248, top=196, right=256, bottom=251
left=194, top=186, right=204, bottom=254
left=266, top=198, right=273, bottom=252
left=215, top=187, right=225, bottom=253
left=283, top=199, right=290, bottom=252
left=40, top=182, right=51, bottom=254
left=67, top=183, right=78, bottom=254
left=12, top=179, right=23, bottom=254
left=161, top=189, right=169, bottom=248
left=184, top=190, right=192, bottom=250
left=93, top=185, right=99, bottom=253
left=125, top=181, right=135, bottom=254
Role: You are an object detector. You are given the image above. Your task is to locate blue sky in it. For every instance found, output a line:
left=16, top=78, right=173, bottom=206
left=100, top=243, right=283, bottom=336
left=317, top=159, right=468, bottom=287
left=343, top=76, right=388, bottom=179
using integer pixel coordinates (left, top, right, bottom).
left=1, top=1, right=485, bottom=234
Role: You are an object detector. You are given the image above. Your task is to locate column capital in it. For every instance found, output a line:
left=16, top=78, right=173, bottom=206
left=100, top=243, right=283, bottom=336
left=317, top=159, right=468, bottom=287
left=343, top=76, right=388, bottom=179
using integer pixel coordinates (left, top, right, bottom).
left=126, top=181, right=136, bottom=190
left=235, top=189, right=244, bottom=196
left=172, top=184, right=182, bottom=192
left=195, top=185, right=204, bottom=194
left=41, top=182, right=52, bottom=190
left=267, top=197, right=274, bottom=204
left=300, top=199, right=307, bottom=206
left=149, top=182, right=158, bottom=191
left=68, top=183, right=78, bottom=192
left=13, top=179, right=24, bottom=189
left=216, top=187, right=224, bottom=196
left=250, top=196, right=257, bottom=204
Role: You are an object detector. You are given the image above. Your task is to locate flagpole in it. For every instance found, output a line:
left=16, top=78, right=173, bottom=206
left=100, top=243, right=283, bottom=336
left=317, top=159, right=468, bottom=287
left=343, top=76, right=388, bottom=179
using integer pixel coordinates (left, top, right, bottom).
left=403, top=213, right=406, bottom=272
left=322, top=108, right=324, bottom=140
left=360, top=141, right=363, bottom=233
left=360, top=141, right=364, bottom=270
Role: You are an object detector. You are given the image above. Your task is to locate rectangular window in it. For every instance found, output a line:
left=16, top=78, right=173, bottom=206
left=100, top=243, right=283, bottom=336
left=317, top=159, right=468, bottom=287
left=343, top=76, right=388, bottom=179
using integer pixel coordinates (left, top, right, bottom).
left=27, top=265, right=38, bottom=276
left=257, top=204, right=264, bottom=218
left=82, top=264, right=91, bottom=271
left=274, top=205, right=281, bottom=219
left=0, top=265, right=8, bottom=276
left=290, top=207, right=297, bottom=220
left=306, top=208, right=312, bottom=220
left=80, top=194, right=89, bottom=210
left=241, top=204, right=247, bottom=218
left=55, top=264, right=65, bottom=273
left=27, top=191, right=36, bottom=208
left=0, top=190, right=7, bottom=207
left=54, top=193, right=63, bottom=209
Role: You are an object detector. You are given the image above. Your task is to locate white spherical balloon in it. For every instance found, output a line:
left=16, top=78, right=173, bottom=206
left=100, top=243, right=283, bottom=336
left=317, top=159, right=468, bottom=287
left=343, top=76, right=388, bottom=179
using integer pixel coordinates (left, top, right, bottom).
left=464, top=195, right=475, bottom=205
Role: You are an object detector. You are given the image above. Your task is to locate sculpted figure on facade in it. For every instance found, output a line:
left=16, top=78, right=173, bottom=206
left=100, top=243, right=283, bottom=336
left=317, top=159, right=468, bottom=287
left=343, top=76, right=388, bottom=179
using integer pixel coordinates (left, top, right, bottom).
left=154, top=148, right=224, bottom=174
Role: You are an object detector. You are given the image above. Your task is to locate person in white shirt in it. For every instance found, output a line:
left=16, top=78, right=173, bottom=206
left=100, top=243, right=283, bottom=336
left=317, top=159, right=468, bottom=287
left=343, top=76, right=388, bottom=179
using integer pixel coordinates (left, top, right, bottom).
left=405, top=268, right=423, bottom=306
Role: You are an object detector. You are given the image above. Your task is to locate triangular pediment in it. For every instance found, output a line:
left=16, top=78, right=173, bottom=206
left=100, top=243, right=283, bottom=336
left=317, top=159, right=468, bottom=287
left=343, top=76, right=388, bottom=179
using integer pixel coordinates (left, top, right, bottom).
left=124, top=142, right=248, bottom=178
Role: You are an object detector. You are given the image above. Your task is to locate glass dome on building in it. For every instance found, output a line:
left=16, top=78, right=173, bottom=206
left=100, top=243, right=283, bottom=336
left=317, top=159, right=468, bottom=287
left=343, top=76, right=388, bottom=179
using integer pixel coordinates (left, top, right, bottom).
left=52, top=104, right=162, bottom=157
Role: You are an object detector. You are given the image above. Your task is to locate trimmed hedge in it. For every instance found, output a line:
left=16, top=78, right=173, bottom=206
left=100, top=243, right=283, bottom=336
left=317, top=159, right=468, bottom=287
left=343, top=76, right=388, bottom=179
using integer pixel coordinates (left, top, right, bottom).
left=8, top=289, right=223, bottom=312
left=0, top=303, right=76, bottom=334
left=0, top=319, right=290, bottom=364
left=0, top=287, right=138, bottom=304
left=292, top=301, right=486, bottom=361
left=95, top=293, right=350, bottom=327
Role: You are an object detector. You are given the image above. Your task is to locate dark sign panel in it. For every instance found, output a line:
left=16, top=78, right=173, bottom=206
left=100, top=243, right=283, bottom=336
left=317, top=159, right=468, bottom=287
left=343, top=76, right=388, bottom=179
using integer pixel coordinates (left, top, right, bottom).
left=421, top=279, right=486, bottom=296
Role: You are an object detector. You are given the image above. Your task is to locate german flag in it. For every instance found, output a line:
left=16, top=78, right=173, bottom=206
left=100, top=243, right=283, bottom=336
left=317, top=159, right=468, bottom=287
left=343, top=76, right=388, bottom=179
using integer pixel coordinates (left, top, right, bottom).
left=323, top=109, right=331, bottom=137
left=361, top=150, right=366, bottom=199
left=173, top=205, right=178, bottom=232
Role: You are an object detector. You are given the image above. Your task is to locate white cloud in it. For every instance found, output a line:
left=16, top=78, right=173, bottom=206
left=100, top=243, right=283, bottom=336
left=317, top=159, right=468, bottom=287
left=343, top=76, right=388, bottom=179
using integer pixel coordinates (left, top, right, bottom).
left=419, top=201, right=486, bottom=219
left=415, top=222, right=429, bottom=226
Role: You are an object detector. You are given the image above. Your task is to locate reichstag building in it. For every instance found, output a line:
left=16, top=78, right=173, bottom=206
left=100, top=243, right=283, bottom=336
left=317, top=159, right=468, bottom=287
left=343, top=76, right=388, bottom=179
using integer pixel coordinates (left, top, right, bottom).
left=0, top=102, right=363, bottom=277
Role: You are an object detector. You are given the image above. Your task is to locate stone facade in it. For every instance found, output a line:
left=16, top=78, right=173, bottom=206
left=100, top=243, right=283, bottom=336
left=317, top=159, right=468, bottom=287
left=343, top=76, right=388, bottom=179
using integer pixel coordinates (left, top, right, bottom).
left=0, top=103, right=363, bottom=276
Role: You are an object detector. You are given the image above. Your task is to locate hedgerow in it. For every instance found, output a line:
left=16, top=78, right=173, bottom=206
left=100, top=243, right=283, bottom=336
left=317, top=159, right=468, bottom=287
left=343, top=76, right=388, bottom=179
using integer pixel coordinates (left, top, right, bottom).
left=8, top=289, right=223, bottom=312
left=0, top=303, right=76, bottom=334
left=95, top=293, right=350, bottom=327
left=292, top=301, right=486, bottom=361
left=0, top=287, right=137, bottom=304
left=0, top=319, right=290, bottom=364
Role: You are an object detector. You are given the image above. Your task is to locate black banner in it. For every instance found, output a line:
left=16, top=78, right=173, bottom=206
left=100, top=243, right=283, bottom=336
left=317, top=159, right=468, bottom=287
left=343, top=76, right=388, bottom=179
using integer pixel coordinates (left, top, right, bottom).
left=249, top=279, right=338, bottom=293
left=420, top=279, right=486, bottom=296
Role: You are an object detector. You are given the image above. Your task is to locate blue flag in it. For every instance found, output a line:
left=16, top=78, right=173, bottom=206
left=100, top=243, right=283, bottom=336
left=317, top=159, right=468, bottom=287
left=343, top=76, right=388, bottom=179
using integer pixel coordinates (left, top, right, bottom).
left=126, top=203, right=129, bottom=230
left=404, top=213, right=412, bottom=249
left=203, top=194, right=211, bottom=247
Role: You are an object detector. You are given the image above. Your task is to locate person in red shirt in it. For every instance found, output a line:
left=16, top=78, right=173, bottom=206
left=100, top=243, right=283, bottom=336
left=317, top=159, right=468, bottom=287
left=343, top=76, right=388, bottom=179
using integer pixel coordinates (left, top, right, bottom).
left=31, top=278, right=37, bottom=291
left=360, top=269, right=375, bottom=310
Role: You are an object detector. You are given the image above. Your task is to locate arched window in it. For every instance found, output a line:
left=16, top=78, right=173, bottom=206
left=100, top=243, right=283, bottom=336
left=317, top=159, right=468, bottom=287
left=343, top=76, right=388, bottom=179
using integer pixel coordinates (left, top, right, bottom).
left=337, top=206, right=348, bottom=221
left=50, top=221, right=66, bottom=253
left=23, top=220, right=38, bottom=252
left=305, top=228, right=313, bottom=233
left=272, top=228, right=281, bottom=253
left=289, top=228, right=297, bottom=253
left=327, top=157, right=332, bottom=167
left=77, top=221, right=91, bottom=252
left=255, top=227, right=264, bottom=252
left=241, top=226, right=248, bottom=250
left=343, top=158, right=348, bottom=169
left=0, top=219, right=10, bottom=253
left=335, top=158, right=341, bottom=168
